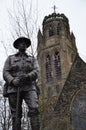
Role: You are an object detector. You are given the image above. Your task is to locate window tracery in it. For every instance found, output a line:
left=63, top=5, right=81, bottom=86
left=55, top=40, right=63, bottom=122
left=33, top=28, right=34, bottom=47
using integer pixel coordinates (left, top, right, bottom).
left=54, top=52, right=61, bottom=79
left=46, top=55, right=52, bottom=82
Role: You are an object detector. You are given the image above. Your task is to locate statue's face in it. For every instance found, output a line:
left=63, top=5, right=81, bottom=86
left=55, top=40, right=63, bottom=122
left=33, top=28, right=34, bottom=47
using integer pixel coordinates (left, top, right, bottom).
left=18, top=42, right=27, bottom=52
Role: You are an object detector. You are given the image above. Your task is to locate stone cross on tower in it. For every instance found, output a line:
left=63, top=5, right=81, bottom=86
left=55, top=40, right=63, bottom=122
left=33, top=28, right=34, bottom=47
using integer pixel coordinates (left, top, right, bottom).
left=52, top=5, right=57, bottom=13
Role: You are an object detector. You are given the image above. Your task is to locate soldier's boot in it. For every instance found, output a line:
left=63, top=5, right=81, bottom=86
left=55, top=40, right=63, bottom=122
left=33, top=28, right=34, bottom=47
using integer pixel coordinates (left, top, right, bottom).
left=30, top=115, right=40, bottom=130
left=12, top=117, right=21, bottom=130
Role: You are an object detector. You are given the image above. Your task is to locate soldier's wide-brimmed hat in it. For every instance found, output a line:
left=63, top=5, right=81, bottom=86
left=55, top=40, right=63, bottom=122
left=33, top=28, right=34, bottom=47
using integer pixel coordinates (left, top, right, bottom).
left=13, top=37, right=31, bottom=49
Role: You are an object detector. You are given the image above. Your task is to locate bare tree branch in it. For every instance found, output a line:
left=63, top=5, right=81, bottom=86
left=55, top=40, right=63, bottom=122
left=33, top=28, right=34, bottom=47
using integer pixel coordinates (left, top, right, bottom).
left=8, top=0, right=38, bottom=56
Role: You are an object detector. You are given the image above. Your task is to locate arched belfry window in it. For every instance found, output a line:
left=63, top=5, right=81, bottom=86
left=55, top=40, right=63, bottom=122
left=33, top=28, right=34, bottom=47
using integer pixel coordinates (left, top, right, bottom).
left=49, top=25, right=54, bottom=37
left=57, top=23, right=61, bottom=35
left=54, top=52, right=61, bottom=79
left=46, top=55, right=52, bottom=82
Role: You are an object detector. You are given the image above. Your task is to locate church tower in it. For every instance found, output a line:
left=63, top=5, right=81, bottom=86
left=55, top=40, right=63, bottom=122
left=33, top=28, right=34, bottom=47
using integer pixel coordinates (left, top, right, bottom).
left=37, top=11, right=82, bottom=129
left=37, top=12, right=77, bottom=99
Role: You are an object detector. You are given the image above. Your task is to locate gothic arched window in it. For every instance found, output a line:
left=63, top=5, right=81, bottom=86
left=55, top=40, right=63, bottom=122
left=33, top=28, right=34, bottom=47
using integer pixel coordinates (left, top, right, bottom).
left=54, top=52, right=61, bottom=79
left=49, top=25, right=54, bottom=37
left=46, top=55, right=52, bottom=82
left=57, top=23, right=61, bottom=35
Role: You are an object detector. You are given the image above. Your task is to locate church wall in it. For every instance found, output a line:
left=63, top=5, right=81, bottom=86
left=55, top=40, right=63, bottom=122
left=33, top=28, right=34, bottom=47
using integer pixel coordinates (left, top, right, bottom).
left=37, top=12, right=86, bottom=130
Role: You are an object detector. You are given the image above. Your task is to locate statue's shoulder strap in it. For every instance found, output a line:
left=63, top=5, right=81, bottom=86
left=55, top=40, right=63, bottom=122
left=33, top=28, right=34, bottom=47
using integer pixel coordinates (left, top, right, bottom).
left=8, top=54, right=15, bottom=64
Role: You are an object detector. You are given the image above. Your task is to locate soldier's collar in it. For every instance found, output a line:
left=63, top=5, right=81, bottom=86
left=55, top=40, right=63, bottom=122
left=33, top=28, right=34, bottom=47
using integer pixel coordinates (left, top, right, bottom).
left=15, top=52, right=28, bottom=57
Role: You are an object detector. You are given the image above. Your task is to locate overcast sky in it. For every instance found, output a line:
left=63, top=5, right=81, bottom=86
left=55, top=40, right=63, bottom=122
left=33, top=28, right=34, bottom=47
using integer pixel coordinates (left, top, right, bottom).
left=0, top=0, right=86, bottom=79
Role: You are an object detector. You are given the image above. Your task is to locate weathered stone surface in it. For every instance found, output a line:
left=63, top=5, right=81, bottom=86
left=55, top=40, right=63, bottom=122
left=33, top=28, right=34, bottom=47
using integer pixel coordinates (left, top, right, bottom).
left=37, top=12, right=86, bottom=130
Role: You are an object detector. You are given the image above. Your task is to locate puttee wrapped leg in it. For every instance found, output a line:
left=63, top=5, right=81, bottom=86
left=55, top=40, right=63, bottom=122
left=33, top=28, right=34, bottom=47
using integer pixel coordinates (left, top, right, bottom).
left=29, top=108, right=40, bottom=130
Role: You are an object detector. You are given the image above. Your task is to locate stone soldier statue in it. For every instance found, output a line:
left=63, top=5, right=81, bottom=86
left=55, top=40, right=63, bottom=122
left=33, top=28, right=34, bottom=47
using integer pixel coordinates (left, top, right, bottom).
left=3, top=37, right=40, bottom=130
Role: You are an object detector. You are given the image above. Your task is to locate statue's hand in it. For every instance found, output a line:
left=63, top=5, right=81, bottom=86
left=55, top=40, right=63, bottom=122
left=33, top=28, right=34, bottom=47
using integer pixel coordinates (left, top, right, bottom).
left=19, top=74, right=27, bottom=81
left=12, top=77, right=20, bottom=87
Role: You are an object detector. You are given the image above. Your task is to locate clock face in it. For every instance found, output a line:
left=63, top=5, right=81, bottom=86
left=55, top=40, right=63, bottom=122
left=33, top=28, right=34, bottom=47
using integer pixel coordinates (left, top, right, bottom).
left=72, top=92, right=86, bottom=130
